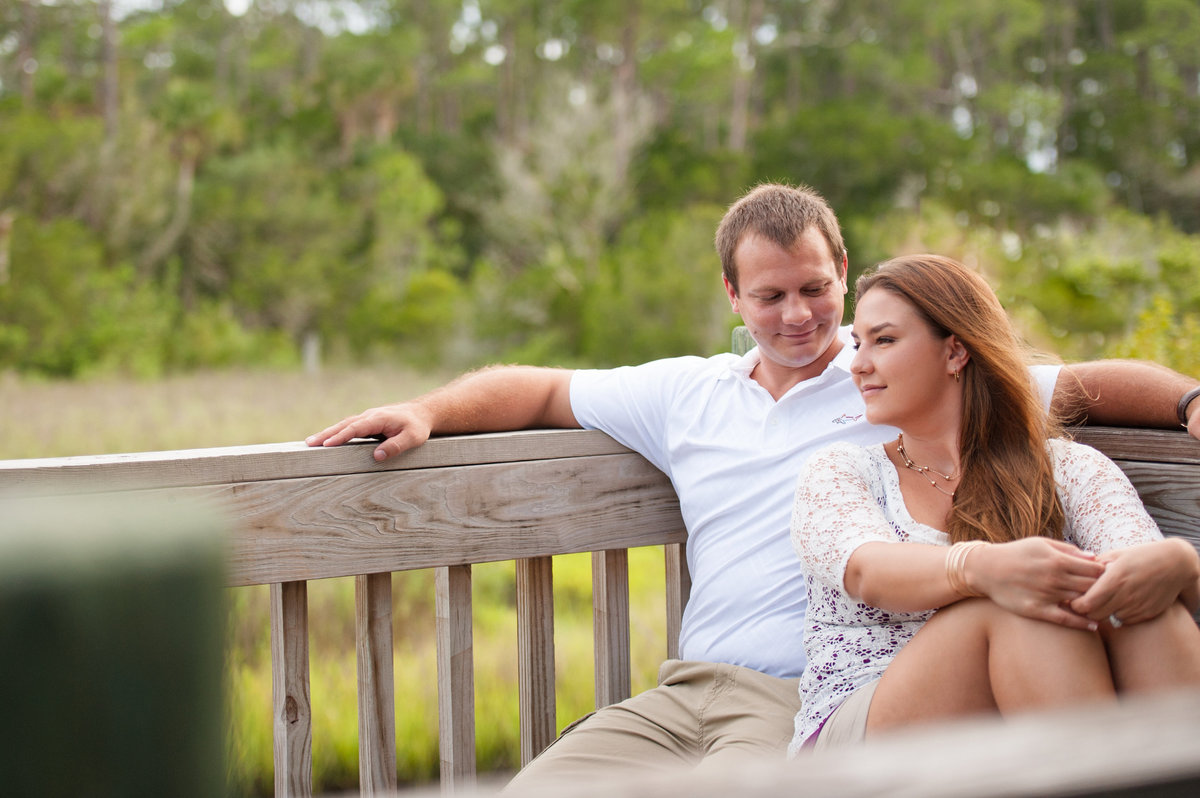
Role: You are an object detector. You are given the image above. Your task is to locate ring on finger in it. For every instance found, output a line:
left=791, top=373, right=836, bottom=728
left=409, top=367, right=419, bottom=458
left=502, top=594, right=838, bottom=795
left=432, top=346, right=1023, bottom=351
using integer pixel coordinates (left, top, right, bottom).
left=1108, top=613, right=1123, bottom=629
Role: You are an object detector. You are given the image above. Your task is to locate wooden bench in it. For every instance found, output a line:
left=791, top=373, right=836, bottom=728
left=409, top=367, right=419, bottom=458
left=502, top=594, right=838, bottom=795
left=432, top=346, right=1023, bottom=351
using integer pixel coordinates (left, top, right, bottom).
left=2, top=423, right=1199, bottom=797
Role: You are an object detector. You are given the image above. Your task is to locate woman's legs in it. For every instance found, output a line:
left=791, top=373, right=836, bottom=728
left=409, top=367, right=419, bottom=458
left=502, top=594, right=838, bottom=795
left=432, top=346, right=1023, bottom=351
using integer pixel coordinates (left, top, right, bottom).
left=866, top=599, right=1116, bottom=735
left=1102, top=601, right=1200, bottom=693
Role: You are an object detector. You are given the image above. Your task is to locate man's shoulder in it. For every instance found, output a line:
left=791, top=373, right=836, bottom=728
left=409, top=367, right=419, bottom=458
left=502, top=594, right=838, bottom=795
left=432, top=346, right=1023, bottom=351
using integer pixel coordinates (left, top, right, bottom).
left=577, top=352, right=742, bottom=383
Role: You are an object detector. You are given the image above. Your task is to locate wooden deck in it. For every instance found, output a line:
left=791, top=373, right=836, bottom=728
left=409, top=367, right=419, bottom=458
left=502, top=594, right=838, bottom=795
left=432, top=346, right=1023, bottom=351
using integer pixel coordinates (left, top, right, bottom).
left=2, top=424, right=1199, bottom=797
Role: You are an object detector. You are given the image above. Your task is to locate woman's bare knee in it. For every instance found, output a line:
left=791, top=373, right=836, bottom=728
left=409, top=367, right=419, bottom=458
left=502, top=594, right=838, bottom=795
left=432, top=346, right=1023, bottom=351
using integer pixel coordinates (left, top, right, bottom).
left=1105, top=601, right=1200, bottom=691
left=879, top=598, right=1114, bottom=722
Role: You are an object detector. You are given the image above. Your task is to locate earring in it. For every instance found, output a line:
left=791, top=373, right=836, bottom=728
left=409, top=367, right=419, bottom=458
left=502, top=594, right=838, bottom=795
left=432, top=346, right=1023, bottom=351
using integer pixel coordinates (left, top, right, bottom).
left=954, top=369, right=960, bottom=383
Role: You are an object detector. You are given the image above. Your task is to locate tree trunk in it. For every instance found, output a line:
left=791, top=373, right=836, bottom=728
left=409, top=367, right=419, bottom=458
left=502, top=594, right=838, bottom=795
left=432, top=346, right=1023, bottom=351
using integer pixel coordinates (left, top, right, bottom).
left=18, top=0, right=36, bottom=106
left=613, top=3, right=640, bottom=181
left=728, top=0, right=764, bottom=153
left=99, top=0, right=119, bottom=146
left=138, top=148, right=197, bottom=277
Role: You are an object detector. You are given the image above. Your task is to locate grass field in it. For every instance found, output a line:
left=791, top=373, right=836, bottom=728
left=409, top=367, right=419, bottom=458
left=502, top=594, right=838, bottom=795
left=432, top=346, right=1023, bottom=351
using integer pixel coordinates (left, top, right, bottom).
left=0, top=366, right=671, bottom=795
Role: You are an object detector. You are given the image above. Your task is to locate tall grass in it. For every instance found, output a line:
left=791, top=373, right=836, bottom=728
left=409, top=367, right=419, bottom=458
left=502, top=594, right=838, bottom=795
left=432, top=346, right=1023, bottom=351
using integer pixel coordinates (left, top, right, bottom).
left=0, top=367, right=669, bottom=795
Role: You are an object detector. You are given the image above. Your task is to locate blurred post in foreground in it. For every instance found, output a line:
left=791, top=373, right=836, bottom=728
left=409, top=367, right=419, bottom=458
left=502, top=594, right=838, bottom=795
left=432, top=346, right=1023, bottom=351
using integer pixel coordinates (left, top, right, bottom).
left=0, top=493, right=229, bottom=797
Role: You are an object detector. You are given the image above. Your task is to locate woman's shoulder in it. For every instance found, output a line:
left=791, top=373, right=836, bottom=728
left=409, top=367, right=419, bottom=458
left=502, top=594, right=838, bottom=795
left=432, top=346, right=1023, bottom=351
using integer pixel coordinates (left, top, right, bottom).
left=810, top=440, right=884, bottom=463
left=802, top=440, right=888, bottom=479
left=1047, top=436, right=1126, bottom=483
left=1047, top=436, right=1108, bottom=462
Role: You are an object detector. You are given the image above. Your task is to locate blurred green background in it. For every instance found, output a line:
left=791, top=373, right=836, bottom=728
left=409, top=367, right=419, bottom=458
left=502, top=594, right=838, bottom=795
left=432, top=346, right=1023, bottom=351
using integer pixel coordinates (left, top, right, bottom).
left=4, top=1, right=1200, bottom=794
left=3, top=0, right=1200, bottom=378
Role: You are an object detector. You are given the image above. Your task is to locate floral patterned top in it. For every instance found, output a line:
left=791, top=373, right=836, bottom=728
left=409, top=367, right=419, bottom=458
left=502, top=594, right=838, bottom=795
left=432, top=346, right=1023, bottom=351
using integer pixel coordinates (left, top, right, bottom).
left=787, top=437, right=1163, bottom=755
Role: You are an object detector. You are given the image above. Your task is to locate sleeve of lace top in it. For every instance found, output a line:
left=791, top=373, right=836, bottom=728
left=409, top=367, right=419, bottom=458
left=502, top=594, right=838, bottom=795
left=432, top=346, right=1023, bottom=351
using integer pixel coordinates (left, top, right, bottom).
left=791, top=443, right=903, bottom=592
left=1051, top=438, right=1163, bottom=553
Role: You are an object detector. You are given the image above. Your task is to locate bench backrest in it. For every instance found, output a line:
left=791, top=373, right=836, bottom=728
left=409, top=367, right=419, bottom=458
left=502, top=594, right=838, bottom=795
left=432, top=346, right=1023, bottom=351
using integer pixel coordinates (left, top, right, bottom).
left=2, top=364, right=1198, bottom=797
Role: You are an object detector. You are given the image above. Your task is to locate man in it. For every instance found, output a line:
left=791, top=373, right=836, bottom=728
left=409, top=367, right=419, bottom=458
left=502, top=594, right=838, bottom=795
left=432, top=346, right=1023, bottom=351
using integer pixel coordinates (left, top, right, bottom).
left=308, top=184, right=1200, bottom=784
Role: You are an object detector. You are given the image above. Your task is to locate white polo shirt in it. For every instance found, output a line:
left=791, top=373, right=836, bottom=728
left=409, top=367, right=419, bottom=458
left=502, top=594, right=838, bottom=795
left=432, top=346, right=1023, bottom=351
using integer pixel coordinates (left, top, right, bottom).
left=570, top=326, right=1060, bottom=679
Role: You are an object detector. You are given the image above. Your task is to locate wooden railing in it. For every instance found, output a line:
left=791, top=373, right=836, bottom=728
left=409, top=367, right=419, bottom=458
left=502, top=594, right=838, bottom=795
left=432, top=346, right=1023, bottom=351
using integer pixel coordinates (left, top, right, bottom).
left=0, top=428, right=688, bottom=796
left=2, top=425, right=1199, bottom=797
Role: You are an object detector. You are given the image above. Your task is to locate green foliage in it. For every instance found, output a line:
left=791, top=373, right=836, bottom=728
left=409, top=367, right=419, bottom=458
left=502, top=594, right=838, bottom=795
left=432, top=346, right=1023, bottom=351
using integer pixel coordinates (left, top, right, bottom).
left=165, top=299, right=298, bottom=371
left=580, top=205, right=732, bottom=365
left=0, top=111, right=104, bottom=217
left=1108, top=295, right=1200, bottom=377
left=3, top=2, right=1200, bottom=375
left=851, top=200, right=1200, bottom=367
left=752, top=102, right=959, bottom=221
left=0, top=217, right=171, bottom=377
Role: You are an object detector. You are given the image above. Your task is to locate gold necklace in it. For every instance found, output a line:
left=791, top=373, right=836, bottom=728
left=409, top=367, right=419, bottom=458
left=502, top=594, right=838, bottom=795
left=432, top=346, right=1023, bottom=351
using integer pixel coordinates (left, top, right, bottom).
left=896, top=434, right=958, bottom=497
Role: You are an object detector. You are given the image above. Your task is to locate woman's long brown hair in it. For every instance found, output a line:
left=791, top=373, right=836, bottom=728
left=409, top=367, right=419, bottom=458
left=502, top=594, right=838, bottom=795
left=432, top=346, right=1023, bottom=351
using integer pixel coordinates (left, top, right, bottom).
left=855, top=255, right=1064, bottom=543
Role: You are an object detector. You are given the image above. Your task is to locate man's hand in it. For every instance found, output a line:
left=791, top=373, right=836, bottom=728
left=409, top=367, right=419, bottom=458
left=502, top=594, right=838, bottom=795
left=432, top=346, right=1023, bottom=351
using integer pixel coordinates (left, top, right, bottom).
left=304, top=365, right=579, bottom=462
left=306, top=402, right=433, bottom=462
left=1070, top=539, right=1200, bottom=625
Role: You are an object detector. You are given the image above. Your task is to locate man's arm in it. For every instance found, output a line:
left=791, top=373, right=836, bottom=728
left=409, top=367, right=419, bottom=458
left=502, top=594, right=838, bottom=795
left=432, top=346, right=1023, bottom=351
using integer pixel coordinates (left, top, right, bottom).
left=1052, top=360, right=1200, bottom=440
left=306, top=365, right=579, bottom=461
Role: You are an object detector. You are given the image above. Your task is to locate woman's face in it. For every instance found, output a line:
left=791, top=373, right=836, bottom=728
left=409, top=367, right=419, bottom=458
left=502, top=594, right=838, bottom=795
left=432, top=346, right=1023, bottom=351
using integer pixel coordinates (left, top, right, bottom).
left=850, top=287, right=965, bottom=430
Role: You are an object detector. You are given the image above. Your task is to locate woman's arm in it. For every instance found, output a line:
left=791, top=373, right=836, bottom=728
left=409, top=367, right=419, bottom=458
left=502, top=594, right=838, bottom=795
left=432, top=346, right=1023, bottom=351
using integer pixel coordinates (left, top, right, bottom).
left=847, top=537, right=1106, bottom=631
left=843, top=541, right=959, bottom=611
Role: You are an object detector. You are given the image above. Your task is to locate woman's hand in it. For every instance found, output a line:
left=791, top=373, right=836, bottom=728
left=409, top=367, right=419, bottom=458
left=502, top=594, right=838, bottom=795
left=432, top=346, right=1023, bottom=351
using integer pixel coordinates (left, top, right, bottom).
left=969, top=537, right=1106, bottom=630
left=1070, top=538, right=1200, bottom=625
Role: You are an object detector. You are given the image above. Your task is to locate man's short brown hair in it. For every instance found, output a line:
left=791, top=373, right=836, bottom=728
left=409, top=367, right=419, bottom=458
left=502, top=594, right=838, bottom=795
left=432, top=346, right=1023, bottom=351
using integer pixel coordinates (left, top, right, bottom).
left=715, top=183, right=847, bottom=293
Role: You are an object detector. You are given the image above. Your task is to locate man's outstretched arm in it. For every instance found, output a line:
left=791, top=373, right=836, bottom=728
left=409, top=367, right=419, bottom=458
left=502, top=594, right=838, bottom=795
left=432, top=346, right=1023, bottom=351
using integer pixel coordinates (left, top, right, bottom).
left=1053, top=359, right=1200, bottom=440
left=306, top=365, right=579, bottom=461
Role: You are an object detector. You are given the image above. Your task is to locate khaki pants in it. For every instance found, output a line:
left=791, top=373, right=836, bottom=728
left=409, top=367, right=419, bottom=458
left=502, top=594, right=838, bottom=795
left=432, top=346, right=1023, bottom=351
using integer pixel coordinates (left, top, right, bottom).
left=504, top=660, right=801, bottom=792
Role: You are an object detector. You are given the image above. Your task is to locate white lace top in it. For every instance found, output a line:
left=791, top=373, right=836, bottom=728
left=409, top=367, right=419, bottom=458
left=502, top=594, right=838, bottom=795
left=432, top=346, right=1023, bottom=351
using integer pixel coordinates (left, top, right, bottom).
left=787, top=437, right=1163, bottom=754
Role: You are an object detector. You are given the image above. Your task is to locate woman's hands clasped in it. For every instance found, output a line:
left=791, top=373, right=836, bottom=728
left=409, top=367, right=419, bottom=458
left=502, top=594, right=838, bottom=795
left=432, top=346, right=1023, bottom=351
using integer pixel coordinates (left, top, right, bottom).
left=1069, top=538, right=1200, bottom=626
left=968, top=537, right=1200, bottom=630
left=968, top=537, right=1106, bottom=631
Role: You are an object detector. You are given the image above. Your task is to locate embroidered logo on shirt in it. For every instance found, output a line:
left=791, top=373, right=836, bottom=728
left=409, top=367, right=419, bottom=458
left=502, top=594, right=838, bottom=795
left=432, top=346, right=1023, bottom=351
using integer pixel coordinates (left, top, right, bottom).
left=831, top=413, right=864, bottom=425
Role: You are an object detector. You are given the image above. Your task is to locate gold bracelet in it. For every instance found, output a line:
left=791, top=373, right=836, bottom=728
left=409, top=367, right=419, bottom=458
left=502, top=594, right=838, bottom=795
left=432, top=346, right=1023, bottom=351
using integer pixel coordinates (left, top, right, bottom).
left=946, top=541, right=989, bottom=598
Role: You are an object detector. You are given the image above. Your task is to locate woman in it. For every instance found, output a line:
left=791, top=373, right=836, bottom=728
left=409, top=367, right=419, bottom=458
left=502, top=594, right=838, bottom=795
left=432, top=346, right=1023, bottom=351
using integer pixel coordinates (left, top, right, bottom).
left=789, top=254, right=1200, bottom=755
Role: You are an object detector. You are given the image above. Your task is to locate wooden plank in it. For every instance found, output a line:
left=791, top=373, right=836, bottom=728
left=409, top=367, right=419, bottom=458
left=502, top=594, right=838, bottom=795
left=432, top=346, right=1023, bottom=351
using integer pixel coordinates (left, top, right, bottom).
left=0, top=429, right=634, bottom=494
left=355, top=573, right=397, bottom=795
left=209, top=453, right=684, bottom=587
left=270, top=581, right=312, bottom=798
left=516, top=556, right=556, bottom=766
left=435, top=565, right=476, bottom=791
left=663, top=542, right=690, bottom=661
left=1073, top=426, right=1200, bottom=466
left=3, top=425, right=1191, bottom=493
left=592, top=549, right=631, bottom=709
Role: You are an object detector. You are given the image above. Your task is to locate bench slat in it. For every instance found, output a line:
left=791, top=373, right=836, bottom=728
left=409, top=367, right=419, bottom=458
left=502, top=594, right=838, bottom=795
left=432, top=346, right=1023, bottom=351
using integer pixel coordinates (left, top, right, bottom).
left=270, top=581, right=313, bottom=798
left=1072, top=426, right=1200, bottom=466
left=516, top=557, right=556, bottom=765
left=355, top=573, right=397, bottom=794
left=210, top=453, right=685, bottom=587
left=0, top=430, right=635, bottom=492
left=664, top=543, right=690, bottom=661
left=436, top=565, right=476, bottom=789
left=593, top=550, right=632, bottom=709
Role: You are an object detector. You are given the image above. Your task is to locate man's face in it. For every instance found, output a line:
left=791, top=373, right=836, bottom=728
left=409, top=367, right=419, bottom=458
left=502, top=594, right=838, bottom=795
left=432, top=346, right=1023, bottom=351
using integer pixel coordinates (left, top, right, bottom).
left=724, top=228, right=848, bottom=384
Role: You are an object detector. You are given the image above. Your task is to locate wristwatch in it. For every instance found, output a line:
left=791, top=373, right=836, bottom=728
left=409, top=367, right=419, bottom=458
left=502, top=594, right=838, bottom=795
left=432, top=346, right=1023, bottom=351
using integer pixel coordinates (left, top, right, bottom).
left=1178, top=386, right=1200, bottom=428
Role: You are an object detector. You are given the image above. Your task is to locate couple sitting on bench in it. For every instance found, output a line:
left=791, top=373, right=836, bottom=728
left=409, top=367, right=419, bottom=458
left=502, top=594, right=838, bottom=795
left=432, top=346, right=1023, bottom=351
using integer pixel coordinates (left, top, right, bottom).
left=308, top=184, right=1200, bottom=788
